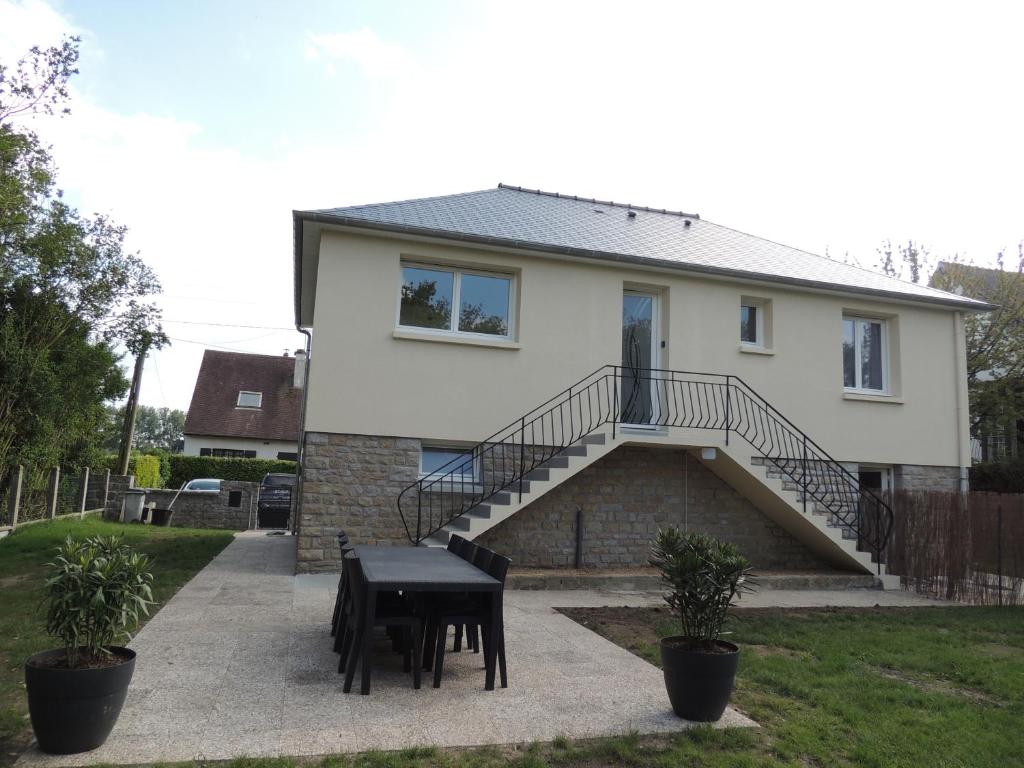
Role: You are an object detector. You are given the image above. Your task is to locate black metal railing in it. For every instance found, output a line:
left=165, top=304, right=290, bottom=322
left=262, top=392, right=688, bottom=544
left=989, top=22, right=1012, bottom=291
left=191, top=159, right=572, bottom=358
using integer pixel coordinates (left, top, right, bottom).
left=396, top=365, right=894, bottom=566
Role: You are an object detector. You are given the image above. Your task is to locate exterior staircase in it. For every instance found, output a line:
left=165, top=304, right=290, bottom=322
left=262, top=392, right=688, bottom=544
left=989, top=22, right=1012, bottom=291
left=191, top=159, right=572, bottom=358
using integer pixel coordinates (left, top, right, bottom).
left=397, top=365, right=898, bottom=588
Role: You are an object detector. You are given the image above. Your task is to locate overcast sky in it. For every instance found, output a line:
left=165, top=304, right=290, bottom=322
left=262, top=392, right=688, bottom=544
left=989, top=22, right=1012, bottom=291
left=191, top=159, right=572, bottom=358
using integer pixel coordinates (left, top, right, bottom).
left=2, top=0, right=1022, bottom=411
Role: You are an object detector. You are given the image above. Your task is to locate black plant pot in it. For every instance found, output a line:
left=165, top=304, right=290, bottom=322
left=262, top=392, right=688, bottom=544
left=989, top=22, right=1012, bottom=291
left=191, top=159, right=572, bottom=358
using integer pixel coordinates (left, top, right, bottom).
left=25, top=647, right=136, bottom=754
left=660, top=636, right=739, bottom=722
left=150, top=508, right=174, bottom=527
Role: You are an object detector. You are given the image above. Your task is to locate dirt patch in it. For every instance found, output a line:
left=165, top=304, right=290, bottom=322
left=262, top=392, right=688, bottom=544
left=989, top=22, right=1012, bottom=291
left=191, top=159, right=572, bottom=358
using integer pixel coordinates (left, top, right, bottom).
left=869, top=666, right=1004, bottom=706
left=977, top=642, right=1022, bottom=659
left=0, top=574, right=31, bottom=589
left=747, top=644, right=811, bottom=661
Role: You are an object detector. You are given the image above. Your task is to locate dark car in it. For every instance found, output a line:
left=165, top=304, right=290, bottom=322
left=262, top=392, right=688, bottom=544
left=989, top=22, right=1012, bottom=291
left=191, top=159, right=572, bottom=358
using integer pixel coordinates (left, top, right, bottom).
left=257, top=473, right=296, bottom=529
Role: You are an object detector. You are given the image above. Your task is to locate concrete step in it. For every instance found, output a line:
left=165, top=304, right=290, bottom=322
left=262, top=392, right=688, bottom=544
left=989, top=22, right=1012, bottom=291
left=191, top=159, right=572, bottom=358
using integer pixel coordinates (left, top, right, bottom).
left=505, top=568, right=883, bottom=591
left=541, top=456, right=570, bottom=469
left=560, top=445, right=589, bottom=457
left=581, top=433, right=607, bottom=445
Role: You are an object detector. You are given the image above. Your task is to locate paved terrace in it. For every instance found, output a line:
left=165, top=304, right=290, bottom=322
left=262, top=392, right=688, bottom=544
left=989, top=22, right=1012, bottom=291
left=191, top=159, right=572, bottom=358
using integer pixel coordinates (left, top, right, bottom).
left=20, top=533, right=945, bottom=766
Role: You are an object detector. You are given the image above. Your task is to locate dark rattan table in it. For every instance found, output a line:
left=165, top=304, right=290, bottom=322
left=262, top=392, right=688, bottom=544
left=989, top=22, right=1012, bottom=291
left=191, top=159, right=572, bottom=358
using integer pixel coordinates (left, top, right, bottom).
left=352, top=546, right=501, bottom=694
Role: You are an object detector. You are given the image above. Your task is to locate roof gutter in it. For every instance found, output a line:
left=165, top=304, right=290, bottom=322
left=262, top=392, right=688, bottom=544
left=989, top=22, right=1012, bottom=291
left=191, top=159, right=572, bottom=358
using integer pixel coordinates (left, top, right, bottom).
left=293, top=210, right=996, bottom=313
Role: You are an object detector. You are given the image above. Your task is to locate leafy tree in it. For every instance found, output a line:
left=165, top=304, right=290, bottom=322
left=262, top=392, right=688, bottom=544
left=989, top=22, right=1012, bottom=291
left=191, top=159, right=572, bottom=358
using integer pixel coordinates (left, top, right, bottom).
left=132, top=405, right=186, bottom=452
left=875, top=239, right=1024, bottom=450
left=929, top=247, right=1024, bottom=442
left=0, top=38, right=165, bottom=490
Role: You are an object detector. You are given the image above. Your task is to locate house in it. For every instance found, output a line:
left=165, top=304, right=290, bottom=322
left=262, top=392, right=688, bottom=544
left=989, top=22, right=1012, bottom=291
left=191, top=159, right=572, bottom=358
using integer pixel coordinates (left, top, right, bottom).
left=183, top=349, right=304, bottom=460
left=290, top=184, right=991, bottom=584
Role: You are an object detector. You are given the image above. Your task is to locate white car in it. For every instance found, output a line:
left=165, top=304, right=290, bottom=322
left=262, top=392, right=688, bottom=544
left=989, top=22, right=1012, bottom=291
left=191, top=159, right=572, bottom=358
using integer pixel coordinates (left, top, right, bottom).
left=183, top=478, right=221, bottom=492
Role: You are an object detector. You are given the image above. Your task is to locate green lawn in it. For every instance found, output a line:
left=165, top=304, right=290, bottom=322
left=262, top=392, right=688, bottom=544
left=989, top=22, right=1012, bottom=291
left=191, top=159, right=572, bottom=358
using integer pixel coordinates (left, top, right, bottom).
left=0, top=517, right=233, bottom=765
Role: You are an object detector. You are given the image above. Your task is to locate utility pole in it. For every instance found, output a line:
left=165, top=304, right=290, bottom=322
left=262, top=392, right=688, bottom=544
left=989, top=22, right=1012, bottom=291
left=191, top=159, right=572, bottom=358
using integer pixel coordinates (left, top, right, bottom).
left=117, top=337, right=149, bottom=476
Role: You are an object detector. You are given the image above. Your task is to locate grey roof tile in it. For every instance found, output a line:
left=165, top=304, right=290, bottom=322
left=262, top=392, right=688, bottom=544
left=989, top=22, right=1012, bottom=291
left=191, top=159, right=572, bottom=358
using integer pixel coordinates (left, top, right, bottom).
left=298, top=185, right=989, bottom=309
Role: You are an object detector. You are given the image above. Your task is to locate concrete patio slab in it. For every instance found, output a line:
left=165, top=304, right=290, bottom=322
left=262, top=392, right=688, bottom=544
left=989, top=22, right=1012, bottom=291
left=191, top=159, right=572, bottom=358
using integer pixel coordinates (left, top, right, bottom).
left=19, top=532, right=754, bottom=767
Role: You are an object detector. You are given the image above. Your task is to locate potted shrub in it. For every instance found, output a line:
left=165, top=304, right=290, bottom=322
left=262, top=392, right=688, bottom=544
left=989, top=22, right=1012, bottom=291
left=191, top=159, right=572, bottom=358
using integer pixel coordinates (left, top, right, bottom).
left=649, top=528, right=754, bottom=721
left=25, top=535, right=153, bottom=754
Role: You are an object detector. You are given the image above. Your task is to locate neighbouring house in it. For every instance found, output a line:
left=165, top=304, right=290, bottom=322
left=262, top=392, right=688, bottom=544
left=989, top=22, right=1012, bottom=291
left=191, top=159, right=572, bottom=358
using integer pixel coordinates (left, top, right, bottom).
left=931, top=261, right=1024, bottom=462
left=290, top=184, right=991, bottom=585
left=183, top=350, right=304, bottom=461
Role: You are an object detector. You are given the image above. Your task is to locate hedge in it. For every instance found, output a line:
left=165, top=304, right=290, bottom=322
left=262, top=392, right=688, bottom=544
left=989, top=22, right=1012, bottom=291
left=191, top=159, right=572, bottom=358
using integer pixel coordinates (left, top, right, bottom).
left=168, top=455, right=297, bottom=488
left=970, top=461, right=1024, bottom=493
left=97, top=453, right=167, bottom=489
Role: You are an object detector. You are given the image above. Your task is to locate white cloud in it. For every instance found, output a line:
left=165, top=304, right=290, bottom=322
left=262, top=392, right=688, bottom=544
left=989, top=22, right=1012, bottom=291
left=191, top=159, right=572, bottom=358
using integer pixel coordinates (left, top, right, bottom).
left=304, top=28, right=414, bottom=80
left=5, top=0, right=1024, bottom=411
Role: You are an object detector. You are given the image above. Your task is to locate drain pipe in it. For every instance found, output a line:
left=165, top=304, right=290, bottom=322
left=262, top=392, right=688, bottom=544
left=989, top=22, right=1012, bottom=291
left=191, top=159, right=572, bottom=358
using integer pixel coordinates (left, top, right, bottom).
left=953, top=311, right=970, bottom=493
left=293, top=328, right=313, bottom=535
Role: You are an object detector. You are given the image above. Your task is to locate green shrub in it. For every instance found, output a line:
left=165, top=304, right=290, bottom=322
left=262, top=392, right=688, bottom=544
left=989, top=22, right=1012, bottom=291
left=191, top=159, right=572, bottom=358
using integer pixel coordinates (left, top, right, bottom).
left=132, top=454, right=161, bottom=488
left=96, top=452, right=166, bottom=489
left=44, top=535, right=154, bottom=667
left=168, top=455, right=297, bottom=488
left=649, top=528, right=755, bottom=650
left=970, top=461, right=1024, bottom=493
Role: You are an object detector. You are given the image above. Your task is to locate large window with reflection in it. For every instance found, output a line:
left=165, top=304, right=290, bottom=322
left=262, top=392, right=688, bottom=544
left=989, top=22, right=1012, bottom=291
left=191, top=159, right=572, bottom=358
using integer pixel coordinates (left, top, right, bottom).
left=399, top=262, right=513, bottom=339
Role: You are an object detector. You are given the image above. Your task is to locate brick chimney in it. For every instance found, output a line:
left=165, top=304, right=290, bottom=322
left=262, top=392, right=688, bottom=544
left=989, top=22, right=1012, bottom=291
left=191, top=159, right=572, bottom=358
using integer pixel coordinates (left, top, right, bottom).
left=293, top=349, right=307, bottom=388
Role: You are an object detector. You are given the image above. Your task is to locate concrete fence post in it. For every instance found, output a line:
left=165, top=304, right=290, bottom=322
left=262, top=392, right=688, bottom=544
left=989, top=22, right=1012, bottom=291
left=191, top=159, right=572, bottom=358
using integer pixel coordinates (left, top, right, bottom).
left=7, top=465, right=23, bottom=530
left=102, top=469, right=111, bottom=509
left=77, top=467, right=90, bottom=515
left=46, top=467, right=60, bottom=519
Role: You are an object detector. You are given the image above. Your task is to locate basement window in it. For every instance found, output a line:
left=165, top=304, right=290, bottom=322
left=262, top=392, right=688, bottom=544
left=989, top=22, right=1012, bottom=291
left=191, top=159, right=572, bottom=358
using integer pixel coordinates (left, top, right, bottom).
left=237, top=391, right=263, bottom=408
left=420, top=446, right=478, bottom=482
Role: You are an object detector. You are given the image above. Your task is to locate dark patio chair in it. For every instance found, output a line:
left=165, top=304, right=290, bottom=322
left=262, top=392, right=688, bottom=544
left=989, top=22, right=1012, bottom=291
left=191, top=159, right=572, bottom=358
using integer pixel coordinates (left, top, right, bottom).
left=338, top=554, right=423, bottom=693
left=429, top=552, right=511, bottom=689
left=330, top=532, right=354, bottom=641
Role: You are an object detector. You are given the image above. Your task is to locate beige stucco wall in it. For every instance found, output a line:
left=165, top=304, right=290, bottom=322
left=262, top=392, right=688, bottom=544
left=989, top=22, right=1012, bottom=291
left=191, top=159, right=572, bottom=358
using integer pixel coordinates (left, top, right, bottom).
left=183, top=435, right=298, bottom=459
left=304, top=229, right=968, bottom=468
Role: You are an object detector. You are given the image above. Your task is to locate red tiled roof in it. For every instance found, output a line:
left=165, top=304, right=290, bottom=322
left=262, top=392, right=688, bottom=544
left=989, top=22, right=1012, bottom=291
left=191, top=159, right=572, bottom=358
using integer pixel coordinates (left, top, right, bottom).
left=184, top=351, right=300, bottom=442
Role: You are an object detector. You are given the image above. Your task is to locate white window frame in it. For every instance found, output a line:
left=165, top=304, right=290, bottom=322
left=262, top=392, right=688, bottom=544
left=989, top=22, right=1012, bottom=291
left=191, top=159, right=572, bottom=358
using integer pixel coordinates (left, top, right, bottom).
left=397, top=261, right=516, bottom=341
left=843, top=315, right=889, bottom=395
left=856, top=464, right=893, bottom=494
left=419, top=445, right=479, bottom=483
left=740, top=300, right=766, bottom=348
left=237, top=390, right=263, bottom=408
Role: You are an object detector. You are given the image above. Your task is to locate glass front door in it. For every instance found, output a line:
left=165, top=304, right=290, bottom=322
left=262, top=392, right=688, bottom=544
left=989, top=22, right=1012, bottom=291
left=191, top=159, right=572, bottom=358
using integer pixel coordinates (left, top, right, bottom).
left=621, top=291, right=658, bottom=425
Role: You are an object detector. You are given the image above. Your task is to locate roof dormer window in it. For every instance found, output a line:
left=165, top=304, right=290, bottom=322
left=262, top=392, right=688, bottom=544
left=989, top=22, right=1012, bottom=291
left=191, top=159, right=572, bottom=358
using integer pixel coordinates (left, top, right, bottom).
left=237, top=390, right=263, bottom=408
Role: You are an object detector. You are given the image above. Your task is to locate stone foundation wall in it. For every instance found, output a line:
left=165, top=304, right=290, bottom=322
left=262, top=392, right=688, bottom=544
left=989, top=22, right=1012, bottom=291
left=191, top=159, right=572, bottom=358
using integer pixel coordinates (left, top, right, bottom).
left=297, top=433, right=420, bottom=573
left=297, top=433, right=828, bottom=573
left=475, top=446, right=827, bottom=570
left=894, top=464, right=962, bottom=492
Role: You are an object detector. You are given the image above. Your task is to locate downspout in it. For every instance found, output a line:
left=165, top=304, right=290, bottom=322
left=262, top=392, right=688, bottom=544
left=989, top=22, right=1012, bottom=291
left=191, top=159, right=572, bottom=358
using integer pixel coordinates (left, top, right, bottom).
left=292, top=327, right=313, bottom=535
left=953, top=311, right=970, bottom=492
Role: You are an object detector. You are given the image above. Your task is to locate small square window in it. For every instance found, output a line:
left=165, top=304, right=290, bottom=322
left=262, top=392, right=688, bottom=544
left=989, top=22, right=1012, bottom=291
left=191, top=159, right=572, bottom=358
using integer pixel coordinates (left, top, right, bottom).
left=237, top=391, right=262, bottom=408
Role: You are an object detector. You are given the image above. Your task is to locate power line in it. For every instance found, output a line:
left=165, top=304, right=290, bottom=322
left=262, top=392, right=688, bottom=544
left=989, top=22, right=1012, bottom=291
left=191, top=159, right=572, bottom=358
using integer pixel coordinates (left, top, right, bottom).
left=168, top=336, right=285, bottom=354
left=163, top=319, right=295, bottom=331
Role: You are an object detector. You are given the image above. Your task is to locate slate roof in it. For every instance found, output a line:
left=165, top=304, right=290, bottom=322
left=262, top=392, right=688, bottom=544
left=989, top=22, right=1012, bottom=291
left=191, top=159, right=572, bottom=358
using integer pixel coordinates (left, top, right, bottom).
left=184, top=351, right=300, bottom=442
left=294, top=184, right=992, bottom=320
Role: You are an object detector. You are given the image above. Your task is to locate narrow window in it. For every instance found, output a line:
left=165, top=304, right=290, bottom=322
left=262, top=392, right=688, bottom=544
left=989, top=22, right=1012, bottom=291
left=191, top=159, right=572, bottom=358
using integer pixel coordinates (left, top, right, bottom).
left=740, top=304, right=759, bottom=345
left=740, top=297, right=770, bottom=348
left=237, top=391, right=263, bottom=408
left=420, top=446, right=477, bottom=481
left=399, top=263, right=513, bottom=339
left=843, top=316, right=887, bottom=393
